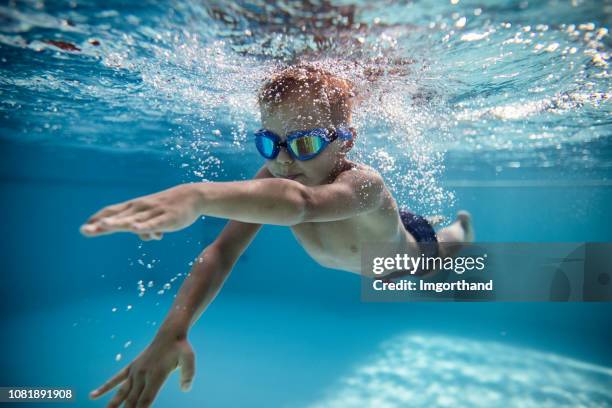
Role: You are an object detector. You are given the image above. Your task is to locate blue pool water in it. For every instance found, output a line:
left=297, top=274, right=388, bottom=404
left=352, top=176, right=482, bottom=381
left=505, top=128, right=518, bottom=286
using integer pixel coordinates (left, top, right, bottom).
left=1, top=1, right=612, bottom=407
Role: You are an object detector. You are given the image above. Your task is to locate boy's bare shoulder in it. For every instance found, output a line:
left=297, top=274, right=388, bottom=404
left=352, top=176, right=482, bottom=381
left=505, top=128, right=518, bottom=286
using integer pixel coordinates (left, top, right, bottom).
left=333, top=162, right=390, bottom=198
left=333, top=161, right=397, bottom=212
left=334, top=161, right=385, bottom=184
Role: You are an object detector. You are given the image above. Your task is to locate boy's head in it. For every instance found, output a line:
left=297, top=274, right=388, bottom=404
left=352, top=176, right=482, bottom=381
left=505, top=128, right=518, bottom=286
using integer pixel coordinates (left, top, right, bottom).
left=257, top=64, right=356, bottom=185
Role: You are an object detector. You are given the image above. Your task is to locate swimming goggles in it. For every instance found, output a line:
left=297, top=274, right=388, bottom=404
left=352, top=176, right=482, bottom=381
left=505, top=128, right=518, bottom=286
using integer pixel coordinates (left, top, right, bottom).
left=254, top=127, right=353, bottom=161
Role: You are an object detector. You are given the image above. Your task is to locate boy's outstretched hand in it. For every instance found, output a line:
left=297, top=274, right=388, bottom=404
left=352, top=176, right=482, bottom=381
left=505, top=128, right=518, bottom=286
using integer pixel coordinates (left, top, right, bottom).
left=90, top=332, right=195, bottom=408
left=80, top=184, right=202, bottom=240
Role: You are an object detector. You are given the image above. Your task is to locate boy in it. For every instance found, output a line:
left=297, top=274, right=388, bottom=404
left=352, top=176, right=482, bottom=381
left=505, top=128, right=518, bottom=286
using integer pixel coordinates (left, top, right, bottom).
left=81, top=64, right=473, bottom=408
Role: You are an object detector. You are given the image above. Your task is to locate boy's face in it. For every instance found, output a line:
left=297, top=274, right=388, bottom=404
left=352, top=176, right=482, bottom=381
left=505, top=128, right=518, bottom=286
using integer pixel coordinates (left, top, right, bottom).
left=260, top=96, right=352, bottom=186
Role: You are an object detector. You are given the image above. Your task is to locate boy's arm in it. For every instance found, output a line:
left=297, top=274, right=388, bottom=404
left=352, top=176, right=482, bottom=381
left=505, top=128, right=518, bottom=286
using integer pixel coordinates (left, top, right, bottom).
left=89, top=167, right=268, bottom=407
left=159, top=218, right=262, bottom=336
left=81, top=166, right=386, bottom=236
left=294, top=167, right=387, bottom=222
left=158, top=165, right=271, bottom=335
left=195, top=166, right=386, bottom=224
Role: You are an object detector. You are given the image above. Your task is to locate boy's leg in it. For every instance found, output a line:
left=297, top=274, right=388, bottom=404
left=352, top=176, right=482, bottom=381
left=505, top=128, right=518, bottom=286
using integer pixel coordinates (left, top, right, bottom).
left=436, top=211, right=474, bottom=258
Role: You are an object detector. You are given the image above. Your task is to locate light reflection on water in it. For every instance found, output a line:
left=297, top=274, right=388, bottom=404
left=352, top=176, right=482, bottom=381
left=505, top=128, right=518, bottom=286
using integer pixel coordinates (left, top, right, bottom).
left=0, top=0, right=610, bottom=213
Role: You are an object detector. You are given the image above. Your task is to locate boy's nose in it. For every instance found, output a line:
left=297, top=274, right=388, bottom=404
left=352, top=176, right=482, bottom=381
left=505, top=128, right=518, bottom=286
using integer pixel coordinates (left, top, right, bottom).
left=276, top=146, right=294, bottom=165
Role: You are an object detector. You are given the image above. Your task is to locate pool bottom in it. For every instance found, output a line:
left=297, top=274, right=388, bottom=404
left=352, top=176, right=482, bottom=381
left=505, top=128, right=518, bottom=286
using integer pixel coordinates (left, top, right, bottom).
left=2, top=291, right=612, bottom=407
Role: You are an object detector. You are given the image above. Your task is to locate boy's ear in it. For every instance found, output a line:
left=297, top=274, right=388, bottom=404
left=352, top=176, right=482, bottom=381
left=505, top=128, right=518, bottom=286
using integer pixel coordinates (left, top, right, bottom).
left=348, top=127, right=357, bottom=140
left=343, top=140, right=354, bottom=151
left=341, top=127, right=356, bottom=152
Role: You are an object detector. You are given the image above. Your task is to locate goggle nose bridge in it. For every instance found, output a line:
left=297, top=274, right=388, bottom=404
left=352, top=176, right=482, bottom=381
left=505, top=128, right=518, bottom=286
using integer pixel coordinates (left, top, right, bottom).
left=255, top=127, right=351, bottom=161
left=275, top=141, right=294, bottom=160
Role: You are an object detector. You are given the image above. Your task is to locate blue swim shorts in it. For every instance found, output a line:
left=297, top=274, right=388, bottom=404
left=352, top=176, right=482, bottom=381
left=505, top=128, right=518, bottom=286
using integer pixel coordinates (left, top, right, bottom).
left=399, top=209, right=438, bottom=257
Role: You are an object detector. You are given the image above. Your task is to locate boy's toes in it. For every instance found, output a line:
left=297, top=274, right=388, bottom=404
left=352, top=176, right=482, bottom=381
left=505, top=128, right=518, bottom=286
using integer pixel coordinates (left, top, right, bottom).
left=457, top=210, right=474, bottom=242
left=425, top=214, right=446, bottom=227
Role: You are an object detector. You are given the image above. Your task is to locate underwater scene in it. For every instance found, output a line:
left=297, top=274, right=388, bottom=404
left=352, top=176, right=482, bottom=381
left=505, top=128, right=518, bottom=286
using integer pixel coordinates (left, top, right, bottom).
left=1, top=0, right=611, bottom=407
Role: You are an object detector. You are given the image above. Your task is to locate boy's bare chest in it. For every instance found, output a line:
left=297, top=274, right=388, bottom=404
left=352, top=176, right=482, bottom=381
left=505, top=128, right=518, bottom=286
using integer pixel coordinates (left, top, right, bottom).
left=290, top=212, right=400, bottom=273
left=292, top=220, right=360, bottom=254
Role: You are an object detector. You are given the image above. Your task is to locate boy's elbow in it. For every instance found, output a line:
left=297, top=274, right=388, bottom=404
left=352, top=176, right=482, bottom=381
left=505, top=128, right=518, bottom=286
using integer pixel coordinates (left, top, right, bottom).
left=290, top=183, right=313, bottom=225
left=203, top=243, right=234, bottom=272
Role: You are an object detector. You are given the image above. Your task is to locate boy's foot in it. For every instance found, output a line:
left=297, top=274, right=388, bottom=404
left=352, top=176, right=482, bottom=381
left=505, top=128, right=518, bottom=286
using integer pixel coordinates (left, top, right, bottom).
left=425, top=214, right=447, bottom=228
left=457, top=210, right=474, bottom=242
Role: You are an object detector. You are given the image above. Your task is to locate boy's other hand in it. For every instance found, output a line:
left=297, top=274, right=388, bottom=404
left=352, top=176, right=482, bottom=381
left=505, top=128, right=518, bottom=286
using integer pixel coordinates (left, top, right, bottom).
left=80, top=184, right=202, bottom=238
left=89, top=332, right=195, bottom=408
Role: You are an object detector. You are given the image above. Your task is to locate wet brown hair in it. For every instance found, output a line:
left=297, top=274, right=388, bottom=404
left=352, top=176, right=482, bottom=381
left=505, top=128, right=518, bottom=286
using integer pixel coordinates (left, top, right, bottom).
left=258, top=64, right=355, bottom=125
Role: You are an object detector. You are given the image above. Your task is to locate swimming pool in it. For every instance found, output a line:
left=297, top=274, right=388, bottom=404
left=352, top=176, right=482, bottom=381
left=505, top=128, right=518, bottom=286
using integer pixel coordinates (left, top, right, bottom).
left=1, top=1, right=611, bottom=407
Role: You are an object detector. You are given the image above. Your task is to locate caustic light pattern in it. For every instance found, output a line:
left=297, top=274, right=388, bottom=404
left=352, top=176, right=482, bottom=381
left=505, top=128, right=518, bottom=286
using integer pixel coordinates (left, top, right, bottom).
left=309, top=335, right=612, bottom=408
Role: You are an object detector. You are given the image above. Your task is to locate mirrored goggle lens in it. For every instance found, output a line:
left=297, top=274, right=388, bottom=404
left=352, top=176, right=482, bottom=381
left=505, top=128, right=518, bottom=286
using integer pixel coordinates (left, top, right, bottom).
left=289, top=135, right=324, bottom=158
left=256, top=134, right=276, bottom=158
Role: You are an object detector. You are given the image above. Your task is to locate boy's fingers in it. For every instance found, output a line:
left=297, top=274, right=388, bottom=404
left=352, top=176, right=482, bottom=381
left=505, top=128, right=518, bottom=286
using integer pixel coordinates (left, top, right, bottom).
left=107, top=377, right=132, bottom=408
left=139, top=232, right=163, bottom=241
left=124, top=373, right=145, bottom=408
left=133, top=215, right=170, bottom=233
left=81, top=224, right=122, bottom=237
left=136, top=372, right=169, bottom=408
left=86, top=201, right=133, bottom=225
left=81, top=204, right=139, bottom=236
left=81, top=214, right=167, bottom=238
left=88, top=202, right=145, bottom=226
left=99, top=217, right=136, bottom=231
left=98, top=208, right=164, bottom=232
left=123, top=209, right=165, bottom=229
left=80, top=223, right=104, bottom=236
left=179, top=347, right=195, bottom=391
left=96, top=214, right=143, bottom=232
left=89, top=366, right=129, bottom=399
